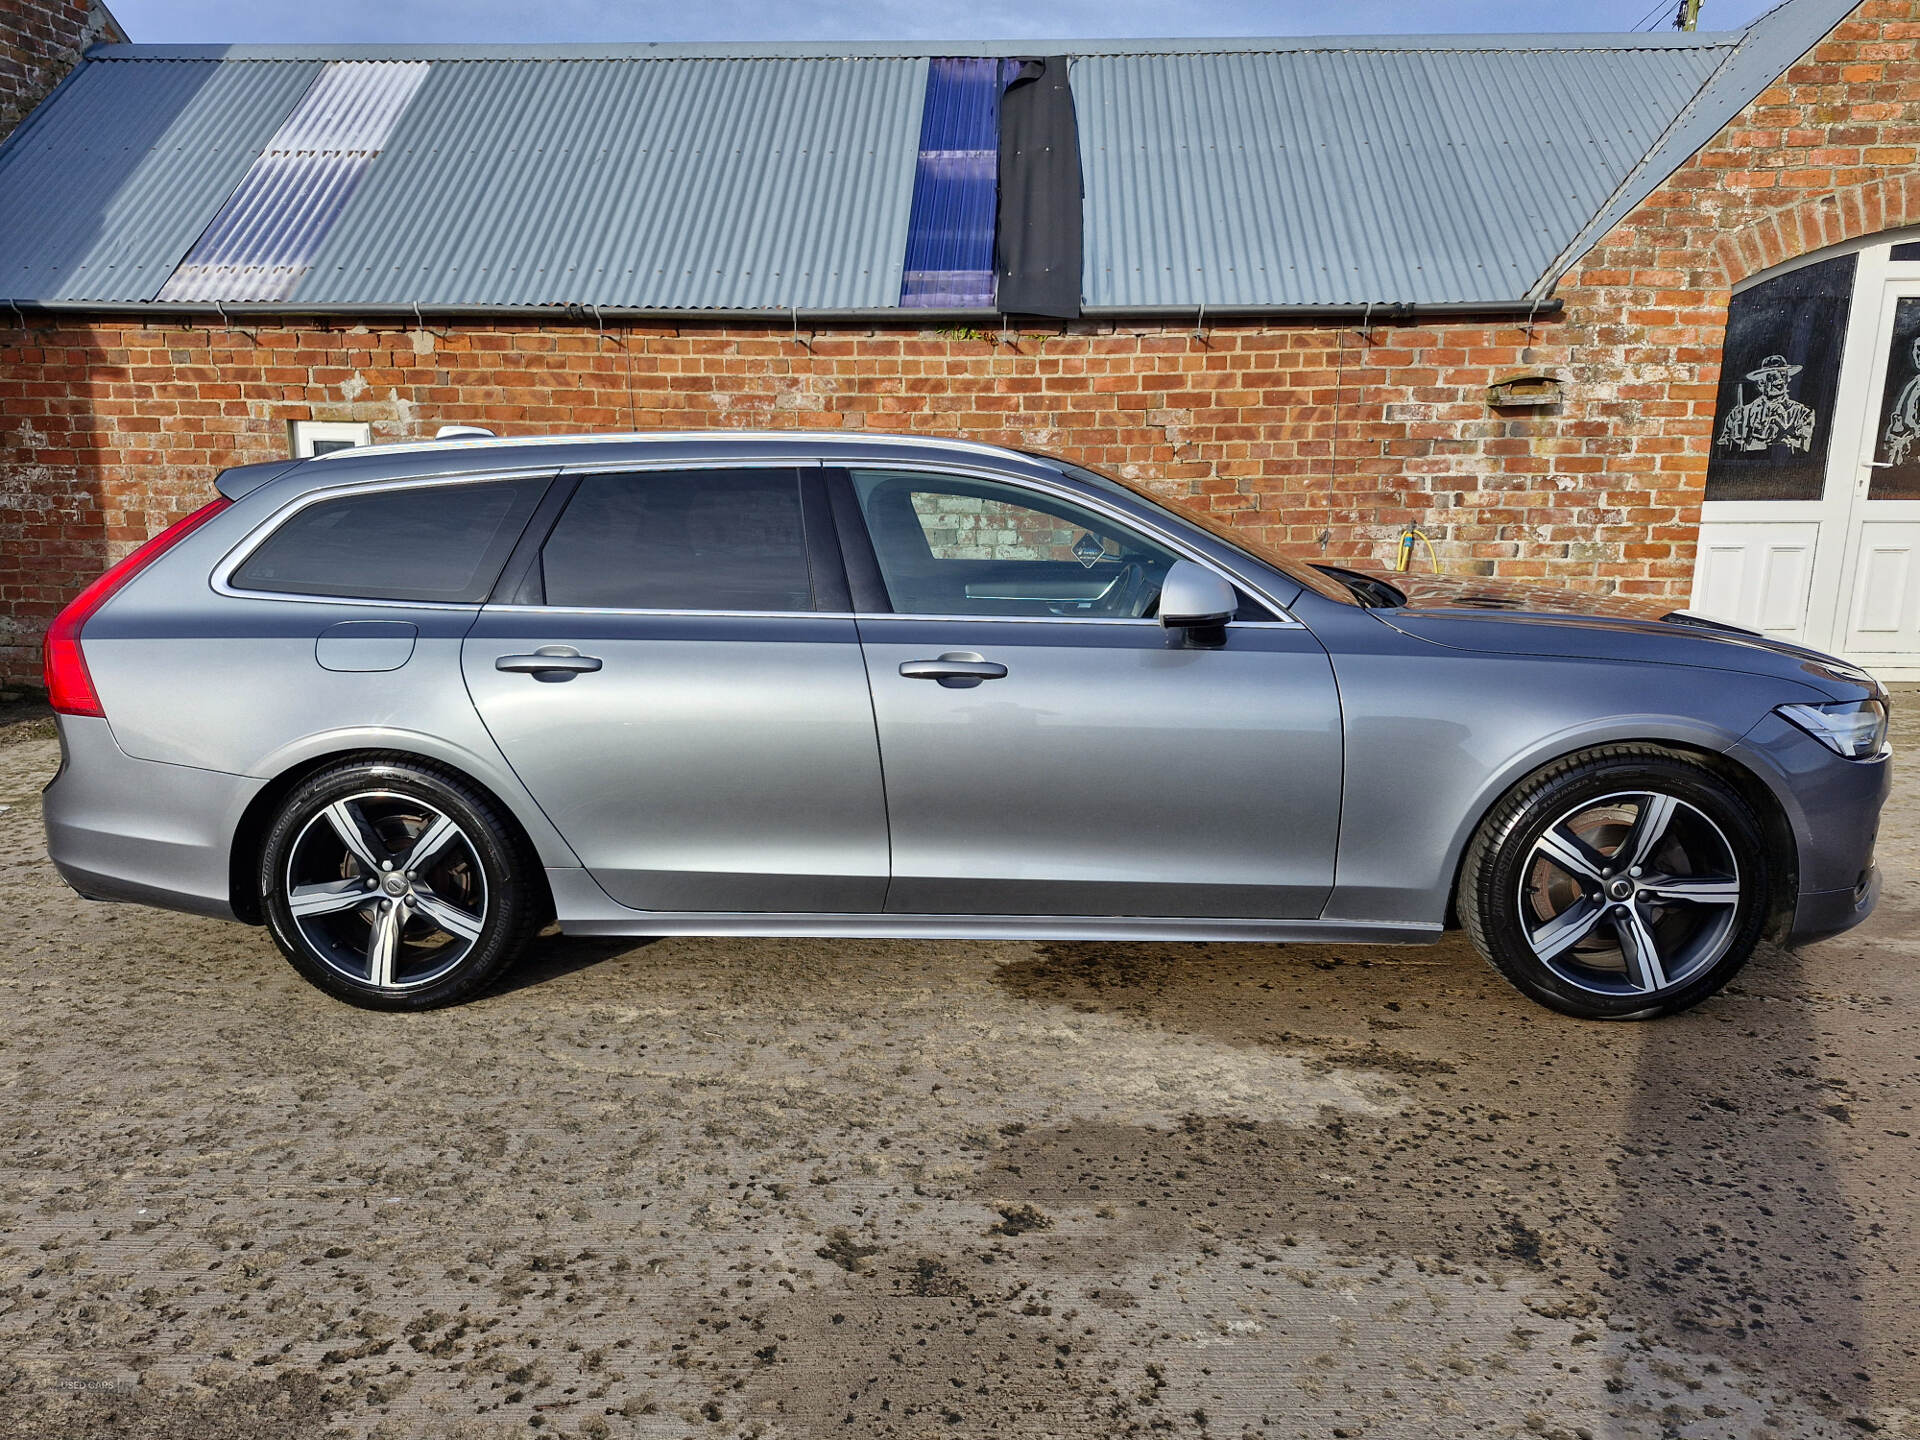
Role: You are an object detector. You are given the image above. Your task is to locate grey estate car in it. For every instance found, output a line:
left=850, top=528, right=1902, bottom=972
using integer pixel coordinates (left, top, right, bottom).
left=41, top=431, right=1890, bottom=1020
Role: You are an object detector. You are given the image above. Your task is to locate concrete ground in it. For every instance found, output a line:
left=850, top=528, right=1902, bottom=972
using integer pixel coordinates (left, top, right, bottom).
left=0, top=697, right=1915, bottom=1440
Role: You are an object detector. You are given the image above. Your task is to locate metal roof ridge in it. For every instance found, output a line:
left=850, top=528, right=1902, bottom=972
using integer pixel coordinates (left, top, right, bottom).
left=87, top=32, right=1747, bottom=64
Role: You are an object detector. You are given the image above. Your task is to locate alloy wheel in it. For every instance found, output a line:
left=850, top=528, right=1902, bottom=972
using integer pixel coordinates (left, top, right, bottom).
left=1516, top=790, right=1742, bottom=998
left=283, top=790, right=489, bottom=990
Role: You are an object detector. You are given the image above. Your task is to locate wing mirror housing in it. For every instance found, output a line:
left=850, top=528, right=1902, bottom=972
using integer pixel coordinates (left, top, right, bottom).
left=1158, top=560, right=1237, bottom=631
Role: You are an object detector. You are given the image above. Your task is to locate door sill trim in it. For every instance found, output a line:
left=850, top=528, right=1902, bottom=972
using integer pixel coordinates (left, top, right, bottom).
left=555, top=914, right=1439, bottom=944
left=543, top=871, right=1440, bottom=943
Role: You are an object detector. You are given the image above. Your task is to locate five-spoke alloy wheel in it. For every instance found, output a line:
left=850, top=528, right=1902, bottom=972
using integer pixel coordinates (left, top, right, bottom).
left=260, top=758, right=539, bottom=1009
left=1459, top=746, right=1771, bottom=1020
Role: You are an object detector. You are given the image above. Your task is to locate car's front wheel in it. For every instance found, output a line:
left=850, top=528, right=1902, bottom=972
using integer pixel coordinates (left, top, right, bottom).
left=1458, top=745, right=1773, bottom=1020
left=259, top=757, right=539, bottom=1010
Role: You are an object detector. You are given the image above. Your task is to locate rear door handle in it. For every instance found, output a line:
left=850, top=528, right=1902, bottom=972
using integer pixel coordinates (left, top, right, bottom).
left=899, top=652, right=1008, bottom=685
left=496, top=646, right=602, bottom=678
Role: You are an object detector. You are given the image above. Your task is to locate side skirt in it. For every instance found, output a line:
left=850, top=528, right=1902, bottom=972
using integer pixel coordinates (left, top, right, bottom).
left=545, top=869, right=1443, bottom=945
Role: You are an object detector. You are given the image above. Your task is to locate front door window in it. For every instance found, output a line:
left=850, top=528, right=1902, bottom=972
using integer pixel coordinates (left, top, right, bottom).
left=851, top=469, right=1183, bottom=619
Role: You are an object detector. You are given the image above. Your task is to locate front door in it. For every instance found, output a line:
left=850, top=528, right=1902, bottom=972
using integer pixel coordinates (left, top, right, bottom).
left=842, top=467, right=1344, bottom=919
left=463, top=465, right=890, bottom=913
left=1692, top=239, right=1920, bottom=677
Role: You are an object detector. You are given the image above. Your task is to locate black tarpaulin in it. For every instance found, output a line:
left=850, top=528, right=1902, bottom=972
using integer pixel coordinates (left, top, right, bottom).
left=995, top=57, right=1082, bottom=319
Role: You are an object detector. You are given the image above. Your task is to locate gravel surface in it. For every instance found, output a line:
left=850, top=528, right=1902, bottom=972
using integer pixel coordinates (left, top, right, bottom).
left=1, top=698, right=1916, bottom=1439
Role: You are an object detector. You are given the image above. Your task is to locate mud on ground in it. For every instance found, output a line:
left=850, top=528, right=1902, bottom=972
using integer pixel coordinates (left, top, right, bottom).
left=0, top=697, right=1915, bottom=1439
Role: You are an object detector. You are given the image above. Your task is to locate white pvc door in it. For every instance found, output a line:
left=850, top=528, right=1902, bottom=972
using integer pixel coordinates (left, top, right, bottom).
left=1692, top=240, right=1920, bottom=677
left=1833, top=278, right=1920, bottom=666
left=1691, top=519, right=1822, bottom=643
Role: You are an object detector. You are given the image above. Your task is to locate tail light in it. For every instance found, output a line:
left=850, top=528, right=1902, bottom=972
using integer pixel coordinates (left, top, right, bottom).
left=42, top=498, right=232, bottom=717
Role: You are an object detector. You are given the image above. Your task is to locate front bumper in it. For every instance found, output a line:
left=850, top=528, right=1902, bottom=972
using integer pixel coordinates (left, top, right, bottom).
left=1730, top=712, right=1891, bottom=948
left=42, top=715, right=263, bottom=921
left=1790, top=864, right=1880, bottom=948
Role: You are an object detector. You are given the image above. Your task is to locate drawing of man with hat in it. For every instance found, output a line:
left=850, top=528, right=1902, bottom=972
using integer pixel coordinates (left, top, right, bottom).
left=1716, top=353, right=1816, bottom=455
left=1881, top=334, right=1920, bottom=466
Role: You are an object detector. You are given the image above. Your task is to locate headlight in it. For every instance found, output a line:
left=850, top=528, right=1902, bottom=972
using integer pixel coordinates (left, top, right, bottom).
left=1777, top=699, right=1889, bottom=759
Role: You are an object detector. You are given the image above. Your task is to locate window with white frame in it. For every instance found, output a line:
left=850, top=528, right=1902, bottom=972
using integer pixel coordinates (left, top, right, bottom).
left=289, top=420, right=372, bottom=458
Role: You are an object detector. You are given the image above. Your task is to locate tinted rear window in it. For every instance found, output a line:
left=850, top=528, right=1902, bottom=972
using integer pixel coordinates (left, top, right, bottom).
left=540, top=469, right=812, bottom=611
left=232, top=478, right=547, bottom=603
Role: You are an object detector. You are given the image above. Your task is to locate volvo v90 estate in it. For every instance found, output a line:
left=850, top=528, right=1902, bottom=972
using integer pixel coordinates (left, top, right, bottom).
left=41, top=432, right=1890, bottom=1019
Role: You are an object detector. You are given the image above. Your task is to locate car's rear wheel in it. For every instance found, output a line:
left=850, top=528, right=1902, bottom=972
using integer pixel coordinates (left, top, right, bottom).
left=1458, top=746, right=1772, bottom=1020
left=259, top=758, right=539, bottom=1010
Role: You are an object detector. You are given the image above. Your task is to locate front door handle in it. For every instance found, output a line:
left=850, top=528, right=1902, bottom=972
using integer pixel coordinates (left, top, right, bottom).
left=899, top=652, right=1008, bottom=686
left=496, top=646, right=603, bottom=679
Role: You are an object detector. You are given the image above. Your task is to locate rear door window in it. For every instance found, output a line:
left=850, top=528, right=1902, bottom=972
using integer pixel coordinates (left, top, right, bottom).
left=538, top=468, right=813, bottom=612
left=231, top=477, right=548, bottom=603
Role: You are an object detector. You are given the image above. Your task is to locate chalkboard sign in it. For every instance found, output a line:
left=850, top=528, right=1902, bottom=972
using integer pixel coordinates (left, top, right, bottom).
left=1705, top=253, right=1855, bottom=502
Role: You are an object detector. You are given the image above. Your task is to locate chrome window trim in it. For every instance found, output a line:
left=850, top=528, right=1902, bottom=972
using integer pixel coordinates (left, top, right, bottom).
left=211, top=467, right=561, bottom=609
left=213, top=450, right=1301, bottom=627
left=483, top=604, right=851, bottom=620
left=478, top=602, right=1302, bottom=628
left=212, top=458, right=814, bottom=609
left=840, top=458, right=1302, bottom=625
left=852, top=613, right=1304, bottom=629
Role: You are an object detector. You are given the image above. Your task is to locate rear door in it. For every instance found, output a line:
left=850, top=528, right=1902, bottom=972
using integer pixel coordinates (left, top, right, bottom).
left=838, top=466, right=1344, bottom=919
left=462, top=465, right=889, bottom=913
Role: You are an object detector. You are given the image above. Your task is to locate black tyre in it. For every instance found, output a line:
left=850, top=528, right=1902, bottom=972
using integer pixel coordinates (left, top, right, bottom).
left=258, top=756, right=540, bottom=1010
left=1457, top=745, right=1772, bottom=1020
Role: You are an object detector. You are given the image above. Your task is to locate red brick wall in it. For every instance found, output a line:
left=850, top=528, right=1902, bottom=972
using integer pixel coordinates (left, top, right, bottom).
left=0, top=0, right=122, bottom=141
left=4, top=0, right=1918, bottom=688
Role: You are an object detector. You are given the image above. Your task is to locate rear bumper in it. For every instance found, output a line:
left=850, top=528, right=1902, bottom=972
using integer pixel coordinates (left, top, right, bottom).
left=42, top=715, right=262, bottom=921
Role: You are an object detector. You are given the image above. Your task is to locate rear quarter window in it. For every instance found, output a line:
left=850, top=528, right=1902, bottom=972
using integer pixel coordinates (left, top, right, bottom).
left=231, top=478, right=548, bottom=603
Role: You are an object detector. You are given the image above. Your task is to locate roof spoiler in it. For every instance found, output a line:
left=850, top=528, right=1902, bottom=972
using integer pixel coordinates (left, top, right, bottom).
left=213, top=457, right=306, bottom=502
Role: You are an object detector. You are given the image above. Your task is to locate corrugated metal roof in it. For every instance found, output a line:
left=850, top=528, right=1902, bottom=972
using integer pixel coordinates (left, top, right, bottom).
left=298, top=56, right=926, bottom=309
left=0, top=56, right=321, bottom=302
left=1076, top=43, right=1731, bottom=309
left=0, top=2, right=1860, bottom=313
left=158, top=61, right=429, bottom=301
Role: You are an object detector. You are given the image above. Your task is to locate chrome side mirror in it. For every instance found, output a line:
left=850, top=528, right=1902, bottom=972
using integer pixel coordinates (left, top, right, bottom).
left=1157, top=560, right=1237, bottom=629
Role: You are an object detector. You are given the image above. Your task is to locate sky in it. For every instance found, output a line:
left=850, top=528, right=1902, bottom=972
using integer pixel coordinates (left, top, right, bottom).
left=106, top=0, right=1786, bottom=45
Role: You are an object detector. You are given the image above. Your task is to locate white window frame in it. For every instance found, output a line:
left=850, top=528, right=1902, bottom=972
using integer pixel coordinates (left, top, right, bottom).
left=289, top=420, right=372, bottom=457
